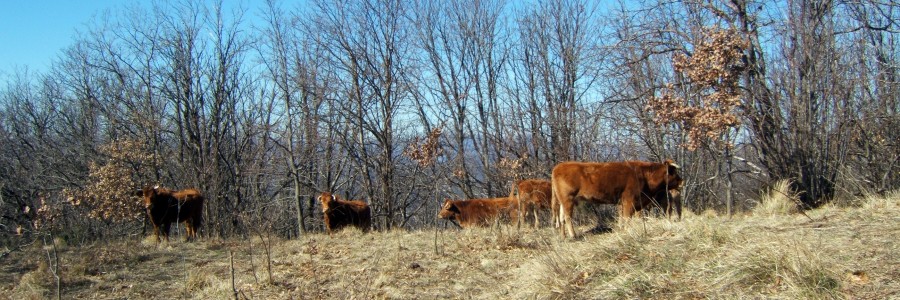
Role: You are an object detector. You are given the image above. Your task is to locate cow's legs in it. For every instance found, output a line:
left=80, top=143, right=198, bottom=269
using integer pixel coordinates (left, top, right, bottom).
left=153, top=226, right=162, bottom=243
left=672, top=193, right=683, bottom=220
left=161, top=223, right=172, bottom=242
left=183, top=220, right=195, bottom=242
left=559, top=199, right=576, bottom=238
left=552, top=201, right=559, bottom=228
left=620, top=195, right=636, bottom=219
left=517, top=196, right=524, bottom=229
left=558, top=203, right=565, bottom=236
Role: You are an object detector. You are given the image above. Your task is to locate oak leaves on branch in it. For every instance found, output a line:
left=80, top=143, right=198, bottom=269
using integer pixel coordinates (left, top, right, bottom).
left=648, top=27, right=748, bottom=150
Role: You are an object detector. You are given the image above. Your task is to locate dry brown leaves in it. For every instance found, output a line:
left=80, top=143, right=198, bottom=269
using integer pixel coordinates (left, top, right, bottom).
left=64, top=138, right=158, bottom=222
left=404, top=126, right=444, bottom=167
left=648, top=27, right=748, bottom=150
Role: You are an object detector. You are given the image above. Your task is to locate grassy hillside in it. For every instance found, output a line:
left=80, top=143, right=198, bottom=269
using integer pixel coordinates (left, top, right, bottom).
left=2, top=192, right=897, bottom=299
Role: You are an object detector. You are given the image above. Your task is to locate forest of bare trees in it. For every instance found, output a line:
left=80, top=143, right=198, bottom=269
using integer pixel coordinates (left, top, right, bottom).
left=1, top=0, right=897, bottom=245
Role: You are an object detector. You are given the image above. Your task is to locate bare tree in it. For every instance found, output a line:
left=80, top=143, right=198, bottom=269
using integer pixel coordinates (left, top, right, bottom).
left=308, top=0, right=417, bottom=229
left=411, top=0, right=510, bottom=198
left=511, top=0, right=604, bottom=164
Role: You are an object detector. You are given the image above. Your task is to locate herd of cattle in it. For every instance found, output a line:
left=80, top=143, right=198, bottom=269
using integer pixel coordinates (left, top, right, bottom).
left=136, top=159, right=682, bottom=241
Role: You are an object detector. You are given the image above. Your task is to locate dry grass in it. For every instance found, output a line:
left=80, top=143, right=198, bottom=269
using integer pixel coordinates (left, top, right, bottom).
left=754, top=179, right=802, bottom=216
left=0, top=192, right=897, bottom=299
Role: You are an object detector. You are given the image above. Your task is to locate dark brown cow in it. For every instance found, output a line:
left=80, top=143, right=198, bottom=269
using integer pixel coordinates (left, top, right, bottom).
left=635, top=182, right=683, bottom=220
left=514, top=179, right=552, bottom=228
left=136, top=186, right=204, bottom=242
left=317, top=192, right=371, bottom=234
left=437, top=197, right=519, bottom=228
left=551, top=159, right=682, bottom=238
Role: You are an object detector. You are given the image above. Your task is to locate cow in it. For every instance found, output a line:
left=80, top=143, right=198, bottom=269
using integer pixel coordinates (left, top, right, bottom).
left=514, top=179, right=553, bottom=228
left=551, top=159, right=682, bottom=238
left=437, top=197, right=519, bottom=228
left=317, top=192, right=371, bottom=234
left=136, top=185, right=204, bottom=243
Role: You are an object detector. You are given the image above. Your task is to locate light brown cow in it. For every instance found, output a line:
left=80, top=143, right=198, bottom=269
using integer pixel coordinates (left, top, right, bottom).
left=437, top=197, right=519, bottom=228
left=551, top=159, right=682, bottom=238
left=317, top=192, right=372, bottom=234
left=136, top=186, right=204, bottom=243
left=514, top=179, right=552, bottom=228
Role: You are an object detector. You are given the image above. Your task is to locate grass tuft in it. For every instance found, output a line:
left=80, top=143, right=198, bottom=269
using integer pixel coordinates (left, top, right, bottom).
left=754, top=179, right=801, bottom=216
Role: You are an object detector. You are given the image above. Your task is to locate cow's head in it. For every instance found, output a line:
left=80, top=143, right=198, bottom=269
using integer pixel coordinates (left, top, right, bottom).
left=136, top=185, right=163, bottom=209
left=437, top=199, right=460, bottom=220
left=317, top=192, right=336, bottom=213
left=662, top=159, right=683, bottom=190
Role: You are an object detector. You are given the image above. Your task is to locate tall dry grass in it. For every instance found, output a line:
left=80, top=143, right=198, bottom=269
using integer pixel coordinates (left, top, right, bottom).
left=754, top=179, right=801, bottom=216
left=506, top=192, right=897, bottom=299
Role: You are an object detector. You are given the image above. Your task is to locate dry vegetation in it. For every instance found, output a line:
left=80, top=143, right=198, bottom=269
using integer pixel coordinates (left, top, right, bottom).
left=1, top=192, right=897, bottom=299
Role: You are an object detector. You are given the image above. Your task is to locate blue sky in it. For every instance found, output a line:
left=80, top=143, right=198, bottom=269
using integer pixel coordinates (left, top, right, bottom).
left=0, top=1, right=269, bottom=81
left=0, top=1, right=124, bottom=78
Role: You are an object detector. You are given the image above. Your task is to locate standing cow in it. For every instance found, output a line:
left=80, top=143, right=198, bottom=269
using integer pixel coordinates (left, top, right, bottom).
left=136, top=186, right=204, bottom=243
left=437, top=197, right=519, bottom=228
left=514, top=179, right=552, bottom=228
left=317, top=192, right=372, bottom=234
left=552, top=159, right=682, bottom=238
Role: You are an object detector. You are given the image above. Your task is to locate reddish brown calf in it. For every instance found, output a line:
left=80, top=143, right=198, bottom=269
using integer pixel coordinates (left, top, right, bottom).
left=317, top=192, right=372, bottom=234
left=437, top=197, right=519, bottom=228
left=514, top=179, right=552, bottom=228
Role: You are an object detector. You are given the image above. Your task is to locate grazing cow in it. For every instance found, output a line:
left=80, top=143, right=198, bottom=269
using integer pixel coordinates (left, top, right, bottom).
left=552, top=159, right=682, bottom=238
left=514, top=179, right=553, bottom=228
left=437, top=197, right=519, bottom=228
left=136, top=186, right=204, bottom=242
left=317, top=192, right=371, bottom=234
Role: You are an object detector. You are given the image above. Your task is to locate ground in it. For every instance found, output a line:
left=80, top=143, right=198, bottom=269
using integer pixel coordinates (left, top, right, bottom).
left=1, top=193, right=897, bottom=299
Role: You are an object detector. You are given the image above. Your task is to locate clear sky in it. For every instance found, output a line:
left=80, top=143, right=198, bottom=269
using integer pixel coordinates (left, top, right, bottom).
left=0, top=1, right=273, bottom=81
left=0, top=1, right=125, bottom=78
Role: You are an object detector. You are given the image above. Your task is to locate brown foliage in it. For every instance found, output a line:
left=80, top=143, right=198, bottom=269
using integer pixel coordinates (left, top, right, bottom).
left=31, top=196, right=62, bottom=231
left=404, top=126, right=444, bottom=167
left=648, top=27, right=748, bottom=150
left=497, top=156, right=526, bottom=181
left=65, top=139, right=159, bottom=222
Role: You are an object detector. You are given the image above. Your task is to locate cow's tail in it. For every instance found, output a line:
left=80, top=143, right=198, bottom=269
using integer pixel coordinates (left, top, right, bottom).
left=551, top=179, right=559, bottom=230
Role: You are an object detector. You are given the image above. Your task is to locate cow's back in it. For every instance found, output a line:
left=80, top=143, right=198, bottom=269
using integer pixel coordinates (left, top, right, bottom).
left=454, top=197, right=517, bottom=227
left=345, top=200, right=372, bottom=230
left=552, top=161, right=641, bottom=204
left=171, top=188, right=204, bottom=219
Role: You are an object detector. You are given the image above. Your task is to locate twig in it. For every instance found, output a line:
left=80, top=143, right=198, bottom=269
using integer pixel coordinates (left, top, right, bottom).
left=260, top=231, right=274, bottom=285
left=230, top=251, right=238, bottom=300
left=43, top=233, right=62, bottom=300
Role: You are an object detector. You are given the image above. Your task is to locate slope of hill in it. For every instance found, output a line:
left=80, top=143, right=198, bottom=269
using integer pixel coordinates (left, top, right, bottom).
left=2, top=192, right=897, bottom=299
